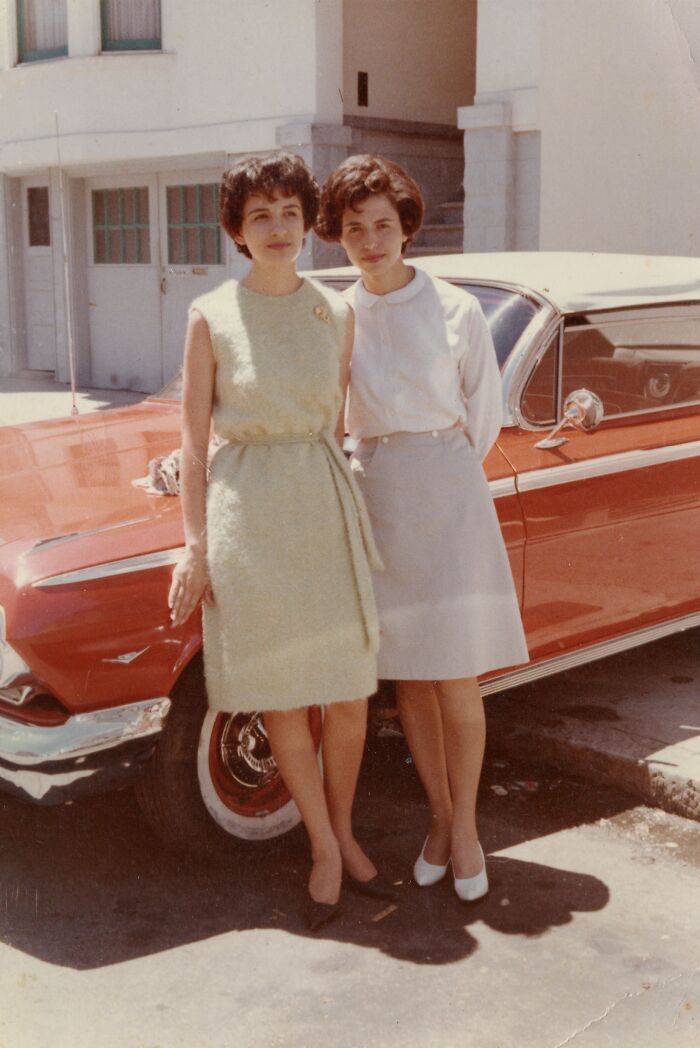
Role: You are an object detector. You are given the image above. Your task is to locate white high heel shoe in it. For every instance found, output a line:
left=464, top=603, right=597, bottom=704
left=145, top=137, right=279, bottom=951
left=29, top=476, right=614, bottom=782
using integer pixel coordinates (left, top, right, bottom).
left=453, top=843, right=489, bottom=902
left=413, top=838, right=450, bottom=887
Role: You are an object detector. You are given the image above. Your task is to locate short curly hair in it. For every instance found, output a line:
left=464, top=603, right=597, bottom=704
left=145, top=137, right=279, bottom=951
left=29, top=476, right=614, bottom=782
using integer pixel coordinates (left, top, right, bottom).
left=316, top=154, right=424, bottom=253
left=219, top=152, right=320, bottom=259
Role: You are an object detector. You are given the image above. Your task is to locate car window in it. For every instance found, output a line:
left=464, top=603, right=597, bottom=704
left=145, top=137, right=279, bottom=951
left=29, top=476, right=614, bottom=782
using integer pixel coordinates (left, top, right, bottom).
left=460, top=284, right=539, bottom=369
left=520, top=334, right=558, bottom=425
left=562, top=305, right=700, bottom=418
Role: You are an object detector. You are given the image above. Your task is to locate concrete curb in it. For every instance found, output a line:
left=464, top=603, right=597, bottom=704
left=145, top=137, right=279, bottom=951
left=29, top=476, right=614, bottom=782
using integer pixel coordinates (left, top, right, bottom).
left=485, top=628, right=700, bottom=823
left=491, top=721, right=700, bottom=822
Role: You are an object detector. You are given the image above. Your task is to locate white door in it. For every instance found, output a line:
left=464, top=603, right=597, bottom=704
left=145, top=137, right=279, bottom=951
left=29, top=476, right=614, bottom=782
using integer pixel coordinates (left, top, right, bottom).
left=157, top=172, right=228, bottom=383
left=22, top=179, right=57, bottom=371
left=85, top=176, right=162, bottom=392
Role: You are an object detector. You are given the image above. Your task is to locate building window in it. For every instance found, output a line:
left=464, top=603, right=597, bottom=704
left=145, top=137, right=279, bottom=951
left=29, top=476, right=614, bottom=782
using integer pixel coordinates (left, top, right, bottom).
left=101, top=0, right=161, bottom=51
left=28, top=187, right=51, bottom=246
left=357, top=72, right=368, bottom=107
left=16, top=0, right=68, bottom=63
left=92, top=188, right=151, bottom=264
left=166, top=184, right=222, bottom=265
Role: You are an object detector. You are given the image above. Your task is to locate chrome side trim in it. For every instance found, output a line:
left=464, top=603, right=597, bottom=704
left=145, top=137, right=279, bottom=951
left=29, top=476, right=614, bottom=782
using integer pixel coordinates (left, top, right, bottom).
left=28, top=517, right=149, bottom=555
left=480, top=609, right=700, bottom=697
left=0, top=696, right=172, bottom=768
left=517, top=439, right=700, bottom=493
left=488, top=477, right=517, bottom=499
left=32, top=547, right=183, bottom=588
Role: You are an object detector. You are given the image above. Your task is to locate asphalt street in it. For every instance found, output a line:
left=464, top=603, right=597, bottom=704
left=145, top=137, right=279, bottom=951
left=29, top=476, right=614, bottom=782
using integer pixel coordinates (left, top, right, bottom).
left=1, top=739, right=698, bottom=1048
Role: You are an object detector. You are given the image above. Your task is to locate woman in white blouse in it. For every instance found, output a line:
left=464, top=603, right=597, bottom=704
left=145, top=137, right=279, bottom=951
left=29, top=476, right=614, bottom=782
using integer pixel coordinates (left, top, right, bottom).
left=316, top=155, right=529, bottom=901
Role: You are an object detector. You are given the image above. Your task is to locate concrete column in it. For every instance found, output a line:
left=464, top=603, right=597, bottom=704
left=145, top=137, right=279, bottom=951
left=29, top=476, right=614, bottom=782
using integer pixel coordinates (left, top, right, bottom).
left=458, top=102, right=515, bottom=252
left=313, top=0, right=343, bottom=125
left=275, top=123, right=352, bottom=269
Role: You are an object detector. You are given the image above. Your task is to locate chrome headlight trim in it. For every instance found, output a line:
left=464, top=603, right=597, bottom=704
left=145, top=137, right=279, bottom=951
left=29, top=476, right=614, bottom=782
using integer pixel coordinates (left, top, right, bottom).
left=0, top=606, right=32, bottom=688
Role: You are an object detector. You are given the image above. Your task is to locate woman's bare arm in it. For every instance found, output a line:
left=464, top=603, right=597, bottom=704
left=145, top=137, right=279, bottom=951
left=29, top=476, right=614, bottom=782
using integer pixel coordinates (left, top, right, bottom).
left=168, top=309, right=216, bottom=626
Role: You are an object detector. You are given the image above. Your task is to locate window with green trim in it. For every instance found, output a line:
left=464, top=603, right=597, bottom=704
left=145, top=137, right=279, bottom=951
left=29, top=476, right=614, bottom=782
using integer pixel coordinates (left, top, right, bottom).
left=101, top=0, right=161, bottom=51
left=17, top=0, right=67, bottom=63
left=166, top=184, right=223, bottom=266
left=92, top=188, right=151, bottom=264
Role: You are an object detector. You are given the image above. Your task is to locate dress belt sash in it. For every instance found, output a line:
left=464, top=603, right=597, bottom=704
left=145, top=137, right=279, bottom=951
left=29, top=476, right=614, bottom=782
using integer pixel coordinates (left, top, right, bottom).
left=229, top=430, right=382, bottom=648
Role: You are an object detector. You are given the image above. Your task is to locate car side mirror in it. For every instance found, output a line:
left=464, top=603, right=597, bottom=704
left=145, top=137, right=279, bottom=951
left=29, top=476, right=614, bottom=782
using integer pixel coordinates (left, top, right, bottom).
left=535, top=389, right=604, bottom=449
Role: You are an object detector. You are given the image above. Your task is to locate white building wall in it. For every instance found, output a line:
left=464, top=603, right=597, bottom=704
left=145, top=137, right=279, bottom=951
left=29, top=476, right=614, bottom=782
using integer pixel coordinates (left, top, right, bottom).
left=539, top=0, right=700, bottom=255
left=460, top=0, right=700, bottom=257
left=0, top=0, right=342, bottom=174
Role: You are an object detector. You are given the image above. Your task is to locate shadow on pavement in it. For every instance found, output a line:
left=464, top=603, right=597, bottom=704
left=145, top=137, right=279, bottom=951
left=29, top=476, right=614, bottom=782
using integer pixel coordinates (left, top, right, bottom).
left=0, top=738, right=618, bottom=970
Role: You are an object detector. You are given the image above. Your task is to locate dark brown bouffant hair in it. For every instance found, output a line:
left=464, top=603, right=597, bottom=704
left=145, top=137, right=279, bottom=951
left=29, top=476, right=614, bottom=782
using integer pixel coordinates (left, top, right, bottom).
left=219, top=152, right=320, bottom=258
left=316, top=154, right=424, bottom=253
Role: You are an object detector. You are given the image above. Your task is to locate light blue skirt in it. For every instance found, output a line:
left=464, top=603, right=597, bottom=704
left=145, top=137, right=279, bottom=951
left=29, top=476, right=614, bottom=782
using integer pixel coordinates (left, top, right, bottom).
left=351, top=427, right=529, bottom=680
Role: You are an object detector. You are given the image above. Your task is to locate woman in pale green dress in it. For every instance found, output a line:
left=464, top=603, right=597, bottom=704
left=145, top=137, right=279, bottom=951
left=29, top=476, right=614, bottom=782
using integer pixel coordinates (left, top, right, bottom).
left=168, top=153, right=395, bottom=929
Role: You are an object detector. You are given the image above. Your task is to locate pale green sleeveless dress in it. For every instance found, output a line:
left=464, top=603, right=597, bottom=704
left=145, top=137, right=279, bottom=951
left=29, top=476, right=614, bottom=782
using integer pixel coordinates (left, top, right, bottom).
left=190, top=277, right=381, bottom=713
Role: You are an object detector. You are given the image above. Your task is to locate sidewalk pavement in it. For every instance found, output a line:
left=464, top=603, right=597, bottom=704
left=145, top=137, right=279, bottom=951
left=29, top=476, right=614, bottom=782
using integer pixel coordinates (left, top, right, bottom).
left=0, top=371, right=145, bottom=425
left=2, top=372, right=699, bottom=822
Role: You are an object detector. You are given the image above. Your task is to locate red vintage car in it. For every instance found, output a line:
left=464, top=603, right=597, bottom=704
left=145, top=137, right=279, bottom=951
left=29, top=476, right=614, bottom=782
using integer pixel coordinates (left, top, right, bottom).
left=1, top=252, right=699, bottom=851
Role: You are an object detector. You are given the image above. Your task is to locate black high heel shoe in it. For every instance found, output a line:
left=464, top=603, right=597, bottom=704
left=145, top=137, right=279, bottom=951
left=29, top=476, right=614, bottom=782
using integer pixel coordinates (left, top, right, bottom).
left=305, top=896, right=341, bottom=932
left=345, top=872, right=400, bottom=901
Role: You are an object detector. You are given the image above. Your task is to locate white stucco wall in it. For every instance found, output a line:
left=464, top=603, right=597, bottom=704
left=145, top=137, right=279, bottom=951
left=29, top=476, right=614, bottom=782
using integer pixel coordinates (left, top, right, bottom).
left=343, top=0, right=476, bottom=124
left=475, top=0, right=541, bottom=96
left=0, top=0, right=343, bottom=175
left=538, top=0, right=700, bottom=255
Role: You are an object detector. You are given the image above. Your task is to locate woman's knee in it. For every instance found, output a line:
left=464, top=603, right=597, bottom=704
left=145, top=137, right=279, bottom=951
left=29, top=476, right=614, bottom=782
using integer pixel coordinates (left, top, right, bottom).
left=324, top=697, right=368, bottom=731
left=434, top=678, right=485, bottom=724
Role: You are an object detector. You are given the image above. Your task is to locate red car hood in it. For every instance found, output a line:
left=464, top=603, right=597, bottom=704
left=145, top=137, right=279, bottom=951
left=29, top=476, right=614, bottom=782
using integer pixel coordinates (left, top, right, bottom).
left=0, top=399, right=185, bottom=583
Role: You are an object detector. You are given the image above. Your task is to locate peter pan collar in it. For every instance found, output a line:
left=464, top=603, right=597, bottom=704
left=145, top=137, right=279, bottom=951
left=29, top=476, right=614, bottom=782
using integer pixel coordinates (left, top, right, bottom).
left=353, top=266, right=428, bottom=308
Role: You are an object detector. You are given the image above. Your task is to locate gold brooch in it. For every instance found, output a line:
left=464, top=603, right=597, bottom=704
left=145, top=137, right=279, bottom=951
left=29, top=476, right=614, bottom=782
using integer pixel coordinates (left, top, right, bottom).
left=313, top=305, right=330, bottom=324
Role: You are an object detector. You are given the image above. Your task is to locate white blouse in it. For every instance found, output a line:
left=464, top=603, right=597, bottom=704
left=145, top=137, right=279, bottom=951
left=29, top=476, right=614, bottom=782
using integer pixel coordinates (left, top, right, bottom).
left=344, top=267, right=503, bottom=460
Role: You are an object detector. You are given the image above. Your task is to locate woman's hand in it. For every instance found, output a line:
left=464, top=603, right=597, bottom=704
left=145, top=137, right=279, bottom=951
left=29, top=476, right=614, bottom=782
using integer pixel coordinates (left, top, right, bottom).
left=168, top=546, right=214, bottom=626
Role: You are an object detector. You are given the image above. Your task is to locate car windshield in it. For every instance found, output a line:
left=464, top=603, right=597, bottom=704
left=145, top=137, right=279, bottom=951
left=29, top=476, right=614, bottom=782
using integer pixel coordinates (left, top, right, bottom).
left=151, top=279, right=539, bottom=400
left=460, top=284, right=540, bottom=368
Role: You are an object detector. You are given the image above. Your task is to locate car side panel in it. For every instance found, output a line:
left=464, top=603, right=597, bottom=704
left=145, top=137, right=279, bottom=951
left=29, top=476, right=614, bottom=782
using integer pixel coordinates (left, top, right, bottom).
left=498, top=409, right=700, bottom=659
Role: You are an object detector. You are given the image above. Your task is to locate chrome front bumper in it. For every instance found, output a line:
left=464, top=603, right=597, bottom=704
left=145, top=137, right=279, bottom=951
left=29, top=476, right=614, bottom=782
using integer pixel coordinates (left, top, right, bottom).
left=0, top=696, right=171, bottom=804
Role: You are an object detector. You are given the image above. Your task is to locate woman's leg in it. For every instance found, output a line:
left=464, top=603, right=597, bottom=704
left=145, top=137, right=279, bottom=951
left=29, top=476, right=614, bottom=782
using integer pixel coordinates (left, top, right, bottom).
left=322, top=698, right=377, bottom=883
left=264, top=707, right=342, bottom=905
left=396, top=680, right=453, bottom=866
left=433, top=676, right=486, bottom=878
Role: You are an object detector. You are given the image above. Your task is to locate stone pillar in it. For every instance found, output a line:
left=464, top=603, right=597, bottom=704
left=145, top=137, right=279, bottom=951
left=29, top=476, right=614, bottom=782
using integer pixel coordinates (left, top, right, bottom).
left=458, top=102, right=515, bottom=252
left=275, top=123, right=352, bottom=269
